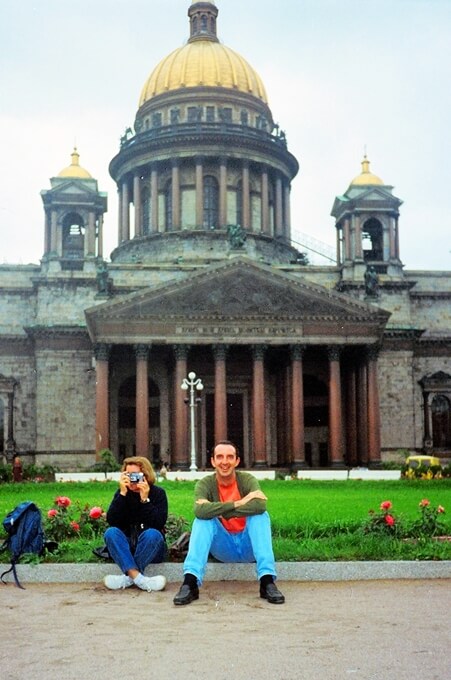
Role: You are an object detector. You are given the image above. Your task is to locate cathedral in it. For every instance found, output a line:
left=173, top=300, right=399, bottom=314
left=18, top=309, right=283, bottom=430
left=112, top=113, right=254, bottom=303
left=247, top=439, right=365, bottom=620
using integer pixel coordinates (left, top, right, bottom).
left=0, top=1, right=450, bottom=471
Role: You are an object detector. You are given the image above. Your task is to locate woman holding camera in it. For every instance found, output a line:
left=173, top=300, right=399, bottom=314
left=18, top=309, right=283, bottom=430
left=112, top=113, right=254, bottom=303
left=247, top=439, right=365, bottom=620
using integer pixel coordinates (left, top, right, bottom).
left=103, top=456, right=168, bottom=592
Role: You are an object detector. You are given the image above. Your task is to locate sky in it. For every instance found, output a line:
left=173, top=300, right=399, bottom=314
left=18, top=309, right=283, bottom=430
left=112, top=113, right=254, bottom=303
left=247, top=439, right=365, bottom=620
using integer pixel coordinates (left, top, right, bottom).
left=1, top=0, right=450, bottom=269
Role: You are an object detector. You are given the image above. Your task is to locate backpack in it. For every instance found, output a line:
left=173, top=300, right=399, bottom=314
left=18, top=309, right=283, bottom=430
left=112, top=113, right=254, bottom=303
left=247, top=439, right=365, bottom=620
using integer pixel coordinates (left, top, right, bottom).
left=0, top=501, right=45, bottom=589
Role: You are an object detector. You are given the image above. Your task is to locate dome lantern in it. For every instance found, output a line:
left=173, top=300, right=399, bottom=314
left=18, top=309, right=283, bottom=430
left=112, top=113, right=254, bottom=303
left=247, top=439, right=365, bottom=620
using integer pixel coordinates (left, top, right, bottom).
left=188, top=1, right=219, bottom=43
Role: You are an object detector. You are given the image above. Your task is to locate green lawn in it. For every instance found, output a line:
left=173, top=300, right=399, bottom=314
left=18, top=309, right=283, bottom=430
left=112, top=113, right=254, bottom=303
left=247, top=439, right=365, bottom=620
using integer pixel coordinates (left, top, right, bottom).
left=1, top=479, right=450, bottom=562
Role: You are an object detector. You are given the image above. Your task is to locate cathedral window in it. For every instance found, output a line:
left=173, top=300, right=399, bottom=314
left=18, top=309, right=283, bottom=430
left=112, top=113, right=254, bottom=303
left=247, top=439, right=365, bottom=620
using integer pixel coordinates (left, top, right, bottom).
left=62, top=212, right=85, bottom=259
left=206, top=106, right=215, bottom=122
left=431, top=395, right=451, bottom=448
left=165, top=180, right=173, bottom=230
left=203, top=175, right=219, bottom=229
left=152, top=112, right=162, bottom=128
left=200, top=14, right=208, bottom=32
left=362, top=218, right=383, bottom=261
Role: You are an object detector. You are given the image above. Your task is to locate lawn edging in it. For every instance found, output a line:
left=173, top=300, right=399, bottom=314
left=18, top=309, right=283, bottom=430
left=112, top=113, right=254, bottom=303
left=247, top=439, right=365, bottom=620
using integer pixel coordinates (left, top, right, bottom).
left=1, top=560, right=449, bottom=585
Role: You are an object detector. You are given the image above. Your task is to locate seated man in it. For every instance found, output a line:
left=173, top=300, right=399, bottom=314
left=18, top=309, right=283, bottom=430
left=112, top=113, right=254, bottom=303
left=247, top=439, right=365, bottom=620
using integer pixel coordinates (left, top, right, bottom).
left=173, top=441, right=284, bottom=605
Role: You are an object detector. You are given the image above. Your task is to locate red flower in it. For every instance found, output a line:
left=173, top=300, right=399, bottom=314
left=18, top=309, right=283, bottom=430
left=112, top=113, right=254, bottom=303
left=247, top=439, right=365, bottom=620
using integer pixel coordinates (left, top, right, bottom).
left=419, top=499, right=430, bottom=508
left=89, top=506, right=103, bottom=520
left=47, top=509, right=57, bottom=518
left=380, top=501, right=392, bottom=511
left=56, top=496, right=71, bottom=508
left=384, top=514, right=395, bottom=526
left=70, top=521, right=80, bottom=532
left=437, top=505, right=445, bottom=514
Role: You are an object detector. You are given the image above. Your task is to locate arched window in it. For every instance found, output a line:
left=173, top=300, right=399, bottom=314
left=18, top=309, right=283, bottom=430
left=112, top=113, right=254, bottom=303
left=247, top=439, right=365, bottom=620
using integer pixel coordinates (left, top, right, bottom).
left=200, top=14, right=208, bottom=32
left=203, top=175, right=219, bottom=229
left=62, top=212, right=85, bottom=259
left=236, top=181, right=243, bottom=227
left=142, top=186, right=150, bottom=235
left=165, top=180, right=172, bottom=231
left=362, top=218, right=383, bottom=261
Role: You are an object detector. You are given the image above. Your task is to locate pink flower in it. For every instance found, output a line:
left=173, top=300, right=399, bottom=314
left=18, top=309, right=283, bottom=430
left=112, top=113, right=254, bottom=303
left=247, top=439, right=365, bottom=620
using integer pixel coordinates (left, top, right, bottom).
left=89, top=506, right=103, bottom=519
left=380, top=501, right=392, bottom=511
left=56, top=496, right=71, bottom=508
left=384, top=514, right=395, bottom=526
left=419, top=499, right=430, bottom=508
left=437, top=505, right=445, bottom=514
left=47, top=509, right=57, bottom=518
left=70, top=521, right=80, bottom=532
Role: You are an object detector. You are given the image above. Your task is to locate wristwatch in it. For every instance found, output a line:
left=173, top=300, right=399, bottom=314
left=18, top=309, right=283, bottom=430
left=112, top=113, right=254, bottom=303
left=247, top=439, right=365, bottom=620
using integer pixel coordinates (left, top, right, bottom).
left=141, top=498, right=150, bottom=503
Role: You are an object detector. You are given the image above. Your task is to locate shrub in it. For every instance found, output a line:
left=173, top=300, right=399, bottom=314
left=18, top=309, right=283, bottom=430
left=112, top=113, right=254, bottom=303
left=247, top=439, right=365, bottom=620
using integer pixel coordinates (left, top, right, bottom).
left=409, top=499, right=446, bottom=538
left=362, top=500, right=403, bottom=538
left=44, top=495, right=107, bottom=542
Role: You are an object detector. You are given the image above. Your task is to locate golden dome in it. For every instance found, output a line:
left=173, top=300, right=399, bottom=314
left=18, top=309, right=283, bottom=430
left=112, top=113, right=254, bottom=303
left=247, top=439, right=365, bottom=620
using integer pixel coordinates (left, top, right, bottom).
left=139, top=2, right=267, bottom=106
left=57, top=148, right=92, bottom=179
left=350, top=156, right=384, bottom=186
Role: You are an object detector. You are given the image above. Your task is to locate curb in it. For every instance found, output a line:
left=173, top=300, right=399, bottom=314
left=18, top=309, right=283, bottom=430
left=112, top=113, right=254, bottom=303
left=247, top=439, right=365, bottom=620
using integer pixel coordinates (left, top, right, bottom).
left=1, top=561, right=450, bottom=584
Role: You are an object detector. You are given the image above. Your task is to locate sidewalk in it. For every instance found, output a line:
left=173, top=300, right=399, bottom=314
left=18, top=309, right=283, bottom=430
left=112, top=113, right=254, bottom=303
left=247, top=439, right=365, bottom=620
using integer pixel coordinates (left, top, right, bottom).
left=2, top=577, right=450, bottom=680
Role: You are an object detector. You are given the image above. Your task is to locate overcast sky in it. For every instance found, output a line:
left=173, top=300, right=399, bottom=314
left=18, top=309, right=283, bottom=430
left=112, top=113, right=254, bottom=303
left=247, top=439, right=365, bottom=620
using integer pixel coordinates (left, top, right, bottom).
left=1, top=0, right=450, bottom=269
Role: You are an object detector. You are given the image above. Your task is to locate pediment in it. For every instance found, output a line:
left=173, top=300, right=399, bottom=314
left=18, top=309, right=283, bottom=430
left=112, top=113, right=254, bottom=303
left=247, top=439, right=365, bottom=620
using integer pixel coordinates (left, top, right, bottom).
left=47, top=179, right=98, bottom=196
left=86, top=258, right=390, bottom=345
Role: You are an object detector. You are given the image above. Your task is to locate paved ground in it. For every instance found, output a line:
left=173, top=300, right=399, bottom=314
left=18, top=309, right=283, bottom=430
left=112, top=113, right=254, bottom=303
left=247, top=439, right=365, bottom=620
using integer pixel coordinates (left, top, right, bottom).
left=2, top=579, right=450, bottom=680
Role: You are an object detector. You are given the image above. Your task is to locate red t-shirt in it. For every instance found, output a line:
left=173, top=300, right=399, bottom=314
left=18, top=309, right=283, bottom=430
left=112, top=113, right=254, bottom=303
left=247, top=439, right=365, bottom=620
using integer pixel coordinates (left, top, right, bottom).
left=218, top=479, right=246, bottom=533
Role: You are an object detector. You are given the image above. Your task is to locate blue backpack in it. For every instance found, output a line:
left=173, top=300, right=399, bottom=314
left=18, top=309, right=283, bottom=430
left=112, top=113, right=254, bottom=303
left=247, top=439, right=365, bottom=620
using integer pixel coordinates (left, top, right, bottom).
left=1, top=501, right=45, bottom=589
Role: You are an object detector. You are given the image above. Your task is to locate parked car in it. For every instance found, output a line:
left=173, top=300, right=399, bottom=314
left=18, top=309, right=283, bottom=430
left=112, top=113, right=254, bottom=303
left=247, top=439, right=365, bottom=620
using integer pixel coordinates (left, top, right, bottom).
left=406, top=455, right=442, bottom=469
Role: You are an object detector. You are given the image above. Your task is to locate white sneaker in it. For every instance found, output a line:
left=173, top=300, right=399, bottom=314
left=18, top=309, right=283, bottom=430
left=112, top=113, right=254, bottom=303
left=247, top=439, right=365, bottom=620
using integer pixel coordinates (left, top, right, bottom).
left=135, top=575, right=167, bottom=592
left=104, top=574, right=134, bottom=590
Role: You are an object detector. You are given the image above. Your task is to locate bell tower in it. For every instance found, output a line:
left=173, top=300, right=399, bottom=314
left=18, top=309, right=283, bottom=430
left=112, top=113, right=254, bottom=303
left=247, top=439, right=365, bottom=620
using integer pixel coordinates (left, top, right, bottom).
left=40, top=148, right=107, bottom=272
left=331, top=156, right=403, bottom=282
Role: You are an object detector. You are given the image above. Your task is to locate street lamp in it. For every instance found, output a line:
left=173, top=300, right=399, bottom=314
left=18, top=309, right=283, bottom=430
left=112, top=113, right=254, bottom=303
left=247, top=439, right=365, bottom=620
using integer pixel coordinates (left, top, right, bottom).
left=181, top=371, right=204, bottom=471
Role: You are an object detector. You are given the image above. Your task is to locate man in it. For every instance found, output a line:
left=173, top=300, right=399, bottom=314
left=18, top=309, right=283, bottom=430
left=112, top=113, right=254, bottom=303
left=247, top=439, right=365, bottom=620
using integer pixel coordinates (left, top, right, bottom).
left=103, top=456, right=167, bottom=592
left=173, top=441, right=284, bottom=605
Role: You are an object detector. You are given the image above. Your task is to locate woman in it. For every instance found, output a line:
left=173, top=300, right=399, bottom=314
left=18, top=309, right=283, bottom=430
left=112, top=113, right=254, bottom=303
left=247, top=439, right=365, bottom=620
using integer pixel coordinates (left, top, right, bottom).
left=103, top=456, right=168, bottom=592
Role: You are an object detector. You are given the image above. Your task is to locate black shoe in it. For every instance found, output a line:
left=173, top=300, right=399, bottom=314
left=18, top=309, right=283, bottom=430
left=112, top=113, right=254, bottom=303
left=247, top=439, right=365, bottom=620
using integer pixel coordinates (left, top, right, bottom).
left=260, top=582, right=285, bottom=604
left=173, top=583, right=199, bottom=606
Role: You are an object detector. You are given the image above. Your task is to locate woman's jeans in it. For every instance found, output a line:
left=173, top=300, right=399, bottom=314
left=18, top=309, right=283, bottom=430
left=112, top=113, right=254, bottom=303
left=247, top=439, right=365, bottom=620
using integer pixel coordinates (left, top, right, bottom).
left=183, top=512, right=277, bottom=585
left=104, top=527, right=165, bottom=575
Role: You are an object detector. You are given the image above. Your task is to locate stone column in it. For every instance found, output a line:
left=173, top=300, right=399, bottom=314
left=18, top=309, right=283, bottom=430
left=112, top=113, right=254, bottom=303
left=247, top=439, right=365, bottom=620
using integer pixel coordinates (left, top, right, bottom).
left=354, top=214, right=363, bottom=259
left=394, top=217, right=400, bottom=259
left=117, top=185, right=123, bottom=245
left=284, top=182, right=291, bottom=238
left=290, top=345, right=306, bottom=468
left=85, top=211, right=96, bottom=257
left=219, top=157, right=227, bottom=228
left=328, top=347, right=345, bottom=467
left=261, top=169, right=269, bottom=234
left=345, top=363, right=358, bottom=466
left=344, top=218, right=351, bottom=260
left=44, top=211, right=51, bottom=254
left=213, top=345, right=228, bottom=443
left=252, top=345, right=267, bottom=467
left=195, top=157, right=204, bottom=228
left=242, top=161, right=250, bottom=230
left=171, top=161, right=181, bottom=230
left=151, top=166, right=159, bottom=233
left=275, top=175, right=283, bottom=237
left=94, top=344, right=111, bottom=457
left=135, top=344, right=150, bottom=458
left=97, top=214, right=103, bottom=258
left=367, top=346, right=382, bottom=466
left=173, top=345, right=189, bottom=468
left=121, top=181, right=130, bottom=242
left=134, top=173, right=142, bottom=238
left=50, top=210, right=58, bottom=253
left=357, top=359, right=368, bottom=465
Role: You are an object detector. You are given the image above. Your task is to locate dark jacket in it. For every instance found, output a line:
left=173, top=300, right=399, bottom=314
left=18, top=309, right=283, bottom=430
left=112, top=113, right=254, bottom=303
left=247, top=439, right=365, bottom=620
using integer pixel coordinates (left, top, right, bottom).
left=106, top=485, right=168, bottom=537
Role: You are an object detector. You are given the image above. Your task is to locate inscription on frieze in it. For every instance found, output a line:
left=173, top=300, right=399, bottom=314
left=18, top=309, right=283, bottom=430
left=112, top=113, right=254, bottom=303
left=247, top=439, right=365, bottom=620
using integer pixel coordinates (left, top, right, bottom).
left=176, top=325, right=301, bottom=336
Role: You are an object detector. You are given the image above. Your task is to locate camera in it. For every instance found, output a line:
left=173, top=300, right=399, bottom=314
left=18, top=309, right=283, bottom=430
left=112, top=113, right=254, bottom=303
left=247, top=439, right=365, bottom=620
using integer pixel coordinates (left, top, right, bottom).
left=128, top=472, right=144, bottom=483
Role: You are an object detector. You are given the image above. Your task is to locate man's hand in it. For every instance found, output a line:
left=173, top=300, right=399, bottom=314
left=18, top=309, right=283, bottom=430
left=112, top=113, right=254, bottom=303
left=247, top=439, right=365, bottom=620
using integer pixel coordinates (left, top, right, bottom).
left=195, top=498, right=211, bottom=505
left=234, top=489, right=267, bottom=508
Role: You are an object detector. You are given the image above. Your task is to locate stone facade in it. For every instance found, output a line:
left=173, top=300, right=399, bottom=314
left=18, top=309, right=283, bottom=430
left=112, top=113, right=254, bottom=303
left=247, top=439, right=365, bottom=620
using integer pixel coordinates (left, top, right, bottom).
left=0, top=1, right=450, bottom=469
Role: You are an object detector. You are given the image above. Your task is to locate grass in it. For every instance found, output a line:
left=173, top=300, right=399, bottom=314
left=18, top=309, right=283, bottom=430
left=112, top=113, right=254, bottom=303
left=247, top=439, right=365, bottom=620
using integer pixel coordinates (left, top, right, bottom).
left=1, top=479, right=450, bottom=562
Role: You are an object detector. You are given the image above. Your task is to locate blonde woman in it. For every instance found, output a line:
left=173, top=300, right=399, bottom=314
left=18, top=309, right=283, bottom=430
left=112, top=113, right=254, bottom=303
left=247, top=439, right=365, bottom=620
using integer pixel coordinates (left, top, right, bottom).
left=104, top=457, right=167, bottom=592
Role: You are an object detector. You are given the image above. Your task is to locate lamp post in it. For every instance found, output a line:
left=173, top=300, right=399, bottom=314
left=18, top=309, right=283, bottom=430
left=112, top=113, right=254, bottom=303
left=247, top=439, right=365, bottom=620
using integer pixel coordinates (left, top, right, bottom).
left=181, top=371, right=204, bottom=471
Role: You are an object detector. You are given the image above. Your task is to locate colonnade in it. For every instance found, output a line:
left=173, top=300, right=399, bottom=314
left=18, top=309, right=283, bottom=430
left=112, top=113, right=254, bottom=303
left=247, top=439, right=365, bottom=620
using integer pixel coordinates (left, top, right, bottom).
left=94, top=343, right=382, bottom=468
left=116, top=157, right=292, bottom=244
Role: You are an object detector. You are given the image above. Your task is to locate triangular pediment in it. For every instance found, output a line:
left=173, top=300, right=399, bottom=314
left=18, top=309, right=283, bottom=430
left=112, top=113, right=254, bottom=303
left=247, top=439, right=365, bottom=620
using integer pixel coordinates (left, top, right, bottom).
left=86, top=258, right=390, bottom=345
left=46, top=178, right=98, bottom=196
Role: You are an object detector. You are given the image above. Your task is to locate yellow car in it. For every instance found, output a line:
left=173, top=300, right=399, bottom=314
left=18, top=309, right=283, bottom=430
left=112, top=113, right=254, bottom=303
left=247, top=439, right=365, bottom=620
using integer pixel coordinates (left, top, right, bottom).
left=406, top=455, right=441, bottom=469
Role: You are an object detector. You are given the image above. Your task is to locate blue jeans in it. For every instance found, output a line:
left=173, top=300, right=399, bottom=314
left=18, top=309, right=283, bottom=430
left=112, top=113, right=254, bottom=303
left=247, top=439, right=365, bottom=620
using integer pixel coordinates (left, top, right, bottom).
left=104, top=526, right=165, bottom=574
left=183, top=512, right=277, bottom=585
